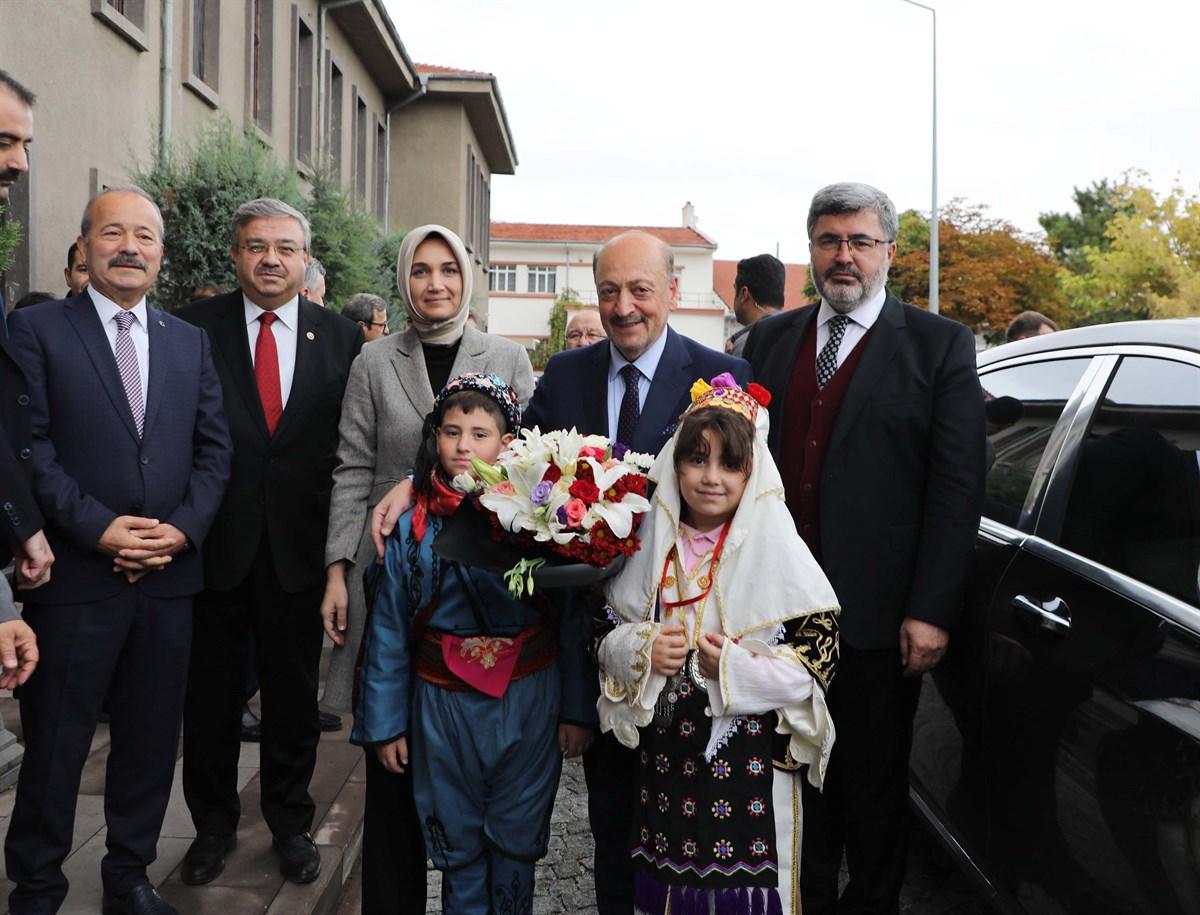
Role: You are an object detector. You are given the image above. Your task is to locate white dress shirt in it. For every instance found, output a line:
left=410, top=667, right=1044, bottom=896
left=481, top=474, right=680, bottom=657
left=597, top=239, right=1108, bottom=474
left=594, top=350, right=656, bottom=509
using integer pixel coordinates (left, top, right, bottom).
left=244, top=295, right=299, bottom=408
left=815, top=286, right=888, bottom=371
left=605, top=328, right=671, bottom=441
left=89, top=286, right=149, bottom=405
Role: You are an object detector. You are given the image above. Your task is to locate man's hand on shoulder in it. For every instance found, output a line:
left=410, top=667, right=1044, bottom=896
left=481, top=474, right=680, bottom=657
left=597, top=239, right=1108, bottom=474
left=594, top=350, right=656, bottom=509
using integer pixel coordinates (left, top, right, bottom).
left=899, top=617, right=949, bottom=676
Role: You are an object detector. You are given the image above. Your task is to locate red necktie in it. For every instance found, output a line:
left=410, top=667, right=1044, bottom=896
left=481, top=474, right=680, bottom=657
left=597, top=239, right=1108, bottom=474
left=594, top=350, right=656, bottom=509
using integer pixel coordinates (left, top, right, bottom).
left=255, top=312, right=283, bottom=435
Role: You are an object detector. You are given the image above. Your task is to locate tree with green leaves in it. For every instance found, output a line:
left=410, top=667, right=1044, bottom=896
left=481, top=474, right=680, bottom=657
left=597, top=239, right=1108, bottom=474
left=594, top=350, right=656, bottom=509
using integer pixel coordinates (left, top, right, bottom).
left=0, top=204, right=20, bottom=275
left=133, top=119, right=303, bottom=309
left=1038, top=178, right=1133, bottom=275
left=370, top=229, right=407, bottom=328
left=307, top=169, right=380, bottom=310
left=530, top=289, right=578, bottom=370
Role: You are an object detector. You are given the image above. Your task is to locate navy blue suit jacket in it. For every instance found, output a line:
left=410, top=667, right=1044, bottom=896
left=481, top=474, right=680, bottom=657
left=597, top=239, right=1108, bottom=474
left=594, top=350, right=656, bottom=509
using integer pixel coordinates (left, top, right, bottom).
left=524, top=327, right=751, bottom=455
left=8, top=293, right=233, bottom=604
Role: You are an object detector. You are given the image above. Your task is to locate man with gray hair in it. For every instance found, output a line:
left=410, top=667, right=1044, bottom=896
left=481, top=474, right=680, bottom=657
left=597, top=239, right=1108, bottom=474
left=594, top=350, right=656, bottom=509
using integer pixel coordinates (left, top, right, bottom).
left=341, top=292, right=389, bottom=341
left=176, top=198, right=362, bottom=889
left=302, top=257, right=326, bottom=306
left=744, top=182, right=985, bottom=914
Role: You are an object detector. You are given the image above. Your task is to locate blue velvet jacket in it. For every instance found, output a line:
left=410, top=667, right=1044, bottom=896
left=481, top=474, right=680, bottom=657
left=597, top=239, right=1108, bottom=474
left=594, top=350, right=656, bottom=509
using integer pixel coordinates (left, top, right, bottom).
left=351, top=510, right=597, bottom=745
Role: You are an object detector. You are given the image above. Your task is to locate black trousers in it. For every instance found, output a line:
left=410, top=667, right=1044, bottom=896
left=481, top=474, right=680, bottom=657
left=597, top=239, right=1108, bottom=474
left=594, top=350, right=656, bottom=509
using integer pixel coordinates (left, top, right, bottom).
left=800, top=644, right=923, bottom=915
left=360, top=748, right=428, bottom=915
left=583, top=730, right=637, bottom=915
left=5, top=591, right=192, bottom=913
left=182, top=539, right=323, bottom=838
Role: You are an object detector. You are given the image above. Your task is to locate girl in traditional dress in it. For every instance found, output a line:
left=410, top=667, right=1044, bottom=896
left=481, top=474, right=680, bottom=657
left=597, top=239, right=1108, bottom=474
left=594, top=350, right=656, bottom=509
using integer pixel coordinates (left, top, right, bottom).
left=599, top=376, right=840, bottom=915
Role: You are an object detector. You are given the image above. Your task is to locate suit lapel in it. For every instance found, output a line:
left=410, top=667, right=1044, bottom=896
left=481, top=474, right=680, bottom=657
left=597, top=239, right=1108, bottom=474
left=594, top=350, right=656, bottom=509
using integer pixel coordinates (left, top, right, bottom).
left=272, top=298, right=321, bottom=442
left=580, top=343, right=610, bottom=437
left=636, top=328, right=692, bottom=454
left=827, top=295, right=905, bottom=458
left=141, top=306, right=170, bottom=437
left=761, top=307, right=817, bottom=455
left=64, top=295, right=140, bottom=442
left=390, top=328, right=436, bottom=420
left=209, top=293, right=269, bottom=437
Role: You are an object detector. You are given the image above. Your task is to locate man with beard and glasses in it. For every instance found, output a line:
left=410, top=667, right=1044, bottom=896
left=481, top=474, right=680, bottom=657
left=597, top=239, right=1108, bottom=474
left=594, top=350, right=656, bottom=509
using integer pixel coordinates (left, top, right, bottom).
left=743, top=182, right=985, bottom=914
left=176, top=198, right=362, bottom=889
left=5, top=187, right=232, bottom=915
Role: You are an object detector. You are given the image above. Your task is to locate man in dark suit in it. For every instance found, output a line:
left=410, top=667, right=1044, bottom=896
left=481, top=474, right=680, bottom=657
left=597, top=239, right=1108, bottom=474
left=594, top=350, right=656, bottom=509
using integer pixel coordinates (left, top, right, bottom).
left=525, top=230, right=750, bottom=915
left=177, top=198, right=362, bottom=887
left=5, top=187, right=232, bottom=915
left=0, top=70, right=52, bottom=682
left=744, top=182, right=985, bottom=914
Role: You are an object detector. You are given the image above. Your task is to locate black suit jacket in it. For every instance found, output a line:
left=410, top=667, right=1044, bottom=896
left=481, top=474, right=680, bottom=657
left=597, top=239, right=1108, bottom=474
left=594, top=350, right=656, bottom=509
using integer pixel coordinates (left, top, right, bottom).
left=8, top=293, right=232, bottom=604
left=744, top=294, right=986, bottom=649
left=0, top=331, right=44, bottom=567
left=524, top=327, right=751, bottom=455
left=177, top=291, right=363, bottom=593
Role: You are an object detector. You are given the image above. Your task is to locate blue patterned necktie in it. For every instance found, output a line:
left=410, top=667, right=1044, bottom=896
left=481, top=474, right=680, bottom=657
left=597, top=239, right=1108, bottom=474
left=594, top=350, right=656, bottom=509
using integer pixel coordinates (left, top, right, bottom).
left=616, top=363, right=641, bottom=447
left=816, top=314, right=850, bottom=389
left=114, top=310, right=145, bottom=436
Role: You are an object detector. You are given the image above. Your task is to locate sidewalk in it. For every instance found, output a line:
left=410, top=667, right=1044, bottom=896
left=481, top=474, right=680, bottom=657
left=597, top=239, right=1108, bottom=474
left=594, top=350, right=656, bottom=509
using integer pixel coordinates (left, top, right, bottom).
left=0, top=648, right=366, bottom=915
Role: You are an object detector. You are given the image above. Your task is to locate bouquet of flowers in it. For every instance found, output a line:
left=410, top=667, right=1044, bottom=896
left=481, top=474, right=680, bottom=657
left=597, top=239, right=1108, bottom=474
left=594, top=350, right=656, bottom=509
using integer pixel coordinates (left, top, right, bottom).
left=451, top=428, right=655, bottom=595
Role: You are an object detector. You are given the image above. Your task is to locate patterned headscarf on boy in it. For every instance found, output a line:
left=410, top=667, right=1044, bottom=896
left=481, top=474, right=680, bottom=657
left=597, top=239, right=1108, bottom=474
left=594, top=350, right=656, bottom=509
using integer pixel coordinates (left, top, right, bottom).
left=434, top=371, right=523, bottom=433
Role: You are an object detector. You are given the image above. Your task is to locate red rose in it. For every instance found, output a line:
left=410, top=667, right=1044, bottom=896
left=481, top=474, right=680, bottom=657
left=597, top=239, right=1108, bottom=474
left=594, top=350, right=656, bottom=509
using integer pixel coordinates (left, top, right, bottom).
left=620, top=474, right=648, bottom=497
left=569, top=479, right=601, bottom=505
left=542, top=464, right=562, bottom=484
left=579, top=445, right=606, bottom=461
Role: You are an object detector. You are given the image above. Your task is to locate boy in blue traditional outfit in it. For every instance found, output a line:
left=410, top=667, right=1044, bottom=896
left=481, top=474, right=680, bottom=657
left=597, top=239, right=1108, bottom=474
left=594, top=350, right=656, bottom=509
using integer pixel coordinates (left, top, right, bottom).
left=352, top=372, right=592, bottom=914
left=598, top=378, right=841, bottom=915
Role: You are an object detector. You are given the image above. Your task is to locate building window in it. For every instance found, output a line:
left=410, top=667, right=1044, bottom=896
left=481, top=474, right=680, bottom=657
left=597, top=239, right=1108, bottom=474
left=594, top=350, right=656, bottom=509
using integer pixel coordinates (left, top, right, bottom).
left=465, top=147, right=477, bottom=251
left=374, top=121, right=387, bottom=219
left=464, top=146, right=490, bottom=263
left=190, top=0, right=220, bottom=88
left=250, top=0, right=274, bottom=131
left=92, top=0, right=149, bottom=50
left=528, top=266, right=556, bottom=295
left=294, top=14, right=314, bottom=164
left=489, top=265, right=516, bottom=293
left=326, top=57, right=343, bottom=179
left=353, top=93, right=368, bottom=203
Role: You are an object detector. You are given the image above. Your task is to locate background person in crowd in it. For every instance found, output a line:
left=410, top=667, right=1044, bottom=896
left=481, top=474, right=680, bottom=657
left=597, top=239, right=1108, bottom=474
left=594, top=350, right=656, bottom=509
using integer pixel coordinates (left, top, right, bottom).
left=5, top=186, right=232, bottom=915
left=564, top=307, right=606, bottom=349
left=177, top=199, right=362, bottom=889
left=187, top=284, right=228, bottom=305
left=12, top=292, right=52, bottom=310
left=302, top=257, right=326, bottom=306
left=743, top=182, right=985, bottom=914
left=64, top=242, right=88, bottom=297
left=320, top=224, right=534, bottom=915
left=341, top=292, right=390, bottom=341
left=725, top=253, right=785, bottom=357
left=1005, top=309, right=1057, bottom=342
left=522, top=230, right=750, bottom=915
left=0, top=70, right=54, bottom=703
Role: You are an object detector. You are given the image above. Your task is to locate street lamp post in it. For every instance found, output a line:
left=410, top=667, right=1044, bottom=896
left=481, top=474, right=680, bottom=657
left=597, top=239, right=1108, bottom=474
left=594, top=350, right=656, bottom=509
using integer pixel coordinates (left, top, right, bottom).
left=899, top=0, right=938, bottom=314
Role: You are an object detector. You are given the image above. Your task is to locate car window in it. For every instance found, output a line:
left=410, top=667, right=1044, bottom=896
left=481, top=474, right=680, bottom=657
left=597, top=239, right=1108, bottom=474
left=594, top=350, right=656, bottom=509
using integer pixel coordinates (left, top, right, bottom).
left=980, top=358, right=1092, bottom=527
left=1060, top=356, right=1200, bottom=607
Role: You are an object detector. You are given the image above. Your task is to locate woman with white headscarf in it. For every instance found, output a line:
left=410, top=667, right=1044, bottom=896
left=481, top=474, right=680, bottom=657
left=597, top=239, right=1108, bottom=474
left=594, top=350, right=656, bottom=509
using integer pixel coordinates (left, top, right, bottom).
left=320, top=225, right=534, bottom=913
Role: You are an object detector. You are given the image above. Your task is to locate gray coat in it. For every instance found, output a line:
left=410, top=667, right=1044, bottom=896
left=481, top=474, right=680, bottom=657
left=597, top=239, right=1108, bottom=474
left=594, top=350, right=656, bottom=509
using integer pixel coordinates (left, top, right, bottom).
left=321, top=325, right=535, bottom=710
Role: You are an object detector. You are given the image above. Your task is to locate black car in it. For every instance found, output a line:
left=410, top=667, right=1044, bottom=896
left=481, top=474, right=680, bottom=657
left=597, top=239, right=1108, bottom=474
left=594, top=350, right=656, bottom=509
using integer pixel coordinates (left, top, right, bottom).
left=909, top=318, right=1200, bottom=914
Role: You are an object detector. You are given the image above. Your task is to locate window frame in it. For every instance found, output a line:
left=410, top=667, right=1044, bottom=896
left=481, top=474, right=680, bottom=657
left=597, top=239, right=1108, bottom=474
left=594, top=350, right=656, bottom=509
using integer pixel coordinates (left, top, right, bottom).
left=92, top=0, right=149, bottom=51
left=527, top=265, right=557, bottom=295
left=489, top=264, right=517, bottom=293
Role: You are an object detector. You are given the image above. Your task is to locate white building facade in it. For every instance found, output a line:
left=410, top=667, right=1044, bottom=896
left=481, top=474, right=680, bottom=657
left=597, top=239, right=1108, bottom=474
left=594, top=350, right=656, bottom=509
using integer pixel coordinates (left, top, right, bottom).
left=486, top=205, right=731, bottom=352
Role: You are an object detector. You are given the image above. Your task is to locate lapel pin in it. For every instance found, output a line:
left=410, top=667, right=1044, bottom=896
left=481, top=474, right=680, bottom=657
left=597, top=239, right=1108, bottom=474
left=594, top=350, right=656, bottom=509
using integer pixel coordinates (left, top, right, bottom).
left=158, top=319, right=166, bottom=327
left=306, top=331, right=316, bottom=341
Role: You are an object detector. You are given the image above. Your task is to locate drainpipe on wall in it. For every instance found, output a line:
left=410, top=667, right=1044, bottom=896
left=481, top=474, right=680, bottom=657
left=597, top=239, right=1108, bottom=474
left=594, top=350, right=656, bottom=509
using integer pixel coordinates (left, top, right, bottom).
left=159, top=0, right=173, bottom=159
left=383, top=73, right=428, bottom=234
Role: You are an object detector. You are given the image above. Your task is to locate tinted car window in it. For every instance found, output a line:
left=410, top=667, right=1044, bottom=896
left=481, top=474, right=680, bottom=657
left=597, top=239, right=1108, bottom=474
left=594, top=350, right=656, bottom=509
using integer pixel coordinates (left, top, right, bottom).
left=980, top=358, right=1091, bottom=526
left=1060, top=356, right=1200, bottom=607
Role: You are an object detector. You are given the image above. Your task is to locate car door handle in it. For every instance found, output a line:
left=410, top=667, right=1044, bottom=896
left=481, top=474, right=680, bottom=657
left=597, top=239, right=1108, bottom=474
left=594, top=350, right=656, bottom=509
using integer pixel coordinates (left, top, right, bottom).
left=1012, top=595, right=1071, bottom=634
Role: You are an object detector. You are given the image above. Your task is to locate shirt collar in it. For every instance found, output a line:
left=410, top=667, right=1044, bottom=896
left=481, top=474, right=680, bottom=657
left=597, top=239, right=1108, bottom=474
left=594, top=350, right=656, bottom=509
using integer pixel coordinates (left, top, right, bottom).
left=679, top=521, right=722, bottom=548
left=607, top=326, right=670, bottom=384
left=817, top=284, right=887, bottom=331
left=87, top=285, right=149, bottom=328
left=244, top=294, right=299, bottom=331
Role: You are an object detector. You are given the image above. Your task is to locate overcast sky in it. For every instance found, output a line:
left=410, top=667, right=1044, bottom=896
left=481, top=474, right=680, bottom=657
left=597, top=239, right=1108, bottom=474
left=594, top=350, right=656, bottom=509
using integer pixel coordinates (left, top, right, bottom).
left=385, top=0, right=1200, bottom=265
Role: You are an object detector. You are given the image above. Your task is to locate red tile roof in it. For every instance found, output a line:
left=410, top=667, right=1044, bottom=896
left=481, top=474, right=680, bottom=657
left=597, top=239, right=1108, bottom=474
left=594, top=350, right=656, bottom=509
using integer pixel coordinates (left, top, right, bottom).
left=712, top=259, right=812, bottom=311
left=491, top=222, right=714, bottom=247
left=416, top=63, right=492, bottom=78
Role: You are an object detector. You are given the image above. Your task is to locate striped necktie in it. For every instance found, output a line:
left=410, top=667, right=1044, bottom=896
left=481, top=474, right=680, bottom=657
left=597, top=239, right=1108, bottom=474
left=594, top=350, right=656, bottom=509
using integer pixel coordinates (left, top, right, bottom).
left=113, top=310, right=145, bottom=437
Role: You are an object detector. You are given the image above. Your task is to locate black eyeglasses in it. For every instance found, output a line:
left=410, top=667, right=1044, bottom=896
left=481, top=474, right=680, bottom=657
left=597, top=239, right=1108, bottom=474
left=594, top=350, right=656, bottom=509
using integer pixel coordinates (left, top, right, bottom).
left=364, top=320, right=389, bottom=330
left=811, top=235, right=892, bottom=253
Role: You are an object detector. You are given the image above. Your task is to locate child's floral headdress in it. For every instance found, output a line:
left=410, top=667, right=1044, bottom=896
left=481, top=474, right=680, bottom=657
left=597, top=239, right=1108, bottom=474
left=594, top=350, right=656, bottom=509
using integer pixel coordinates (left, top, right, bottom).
left=686, top=373, right=772, bottom=424
left=435, top=371, right=522, bottom=432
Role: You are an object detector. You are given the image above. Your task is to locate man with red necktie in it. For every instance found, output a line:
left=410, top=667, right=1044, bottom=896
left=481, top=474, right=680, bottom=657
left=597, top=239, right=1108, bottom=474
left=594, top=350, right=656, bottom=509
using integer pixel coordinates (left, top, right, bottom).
left=176, top=199, right=362, bottom=888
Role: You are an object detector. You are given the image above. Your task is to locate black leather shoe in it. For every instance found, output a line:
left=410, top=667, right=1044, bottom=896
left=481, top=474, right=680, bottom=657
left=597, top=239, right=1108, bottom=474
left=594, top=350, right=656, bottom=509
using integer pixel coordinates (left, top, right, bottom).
left=240, top=705, right=261, bottom=742
left=101, top=883, right=178, bottom=915
left=318, top=710, right=343, bottom=732
left=180, top=832, right=236, bottom=886
left=273, top=832, right=321, bottom=884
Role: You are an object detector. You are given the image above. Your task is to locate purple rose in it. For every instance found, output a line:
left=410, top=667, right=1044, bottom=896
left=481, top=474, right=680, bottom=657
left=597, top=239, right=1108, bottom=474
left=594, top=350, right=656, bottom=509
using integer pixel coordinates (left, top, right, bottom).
left=612, top=442, right=629, bottom=460
left=710, top=372, right=738, bottom=390
left=531, top=480, right=553, bottom=505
